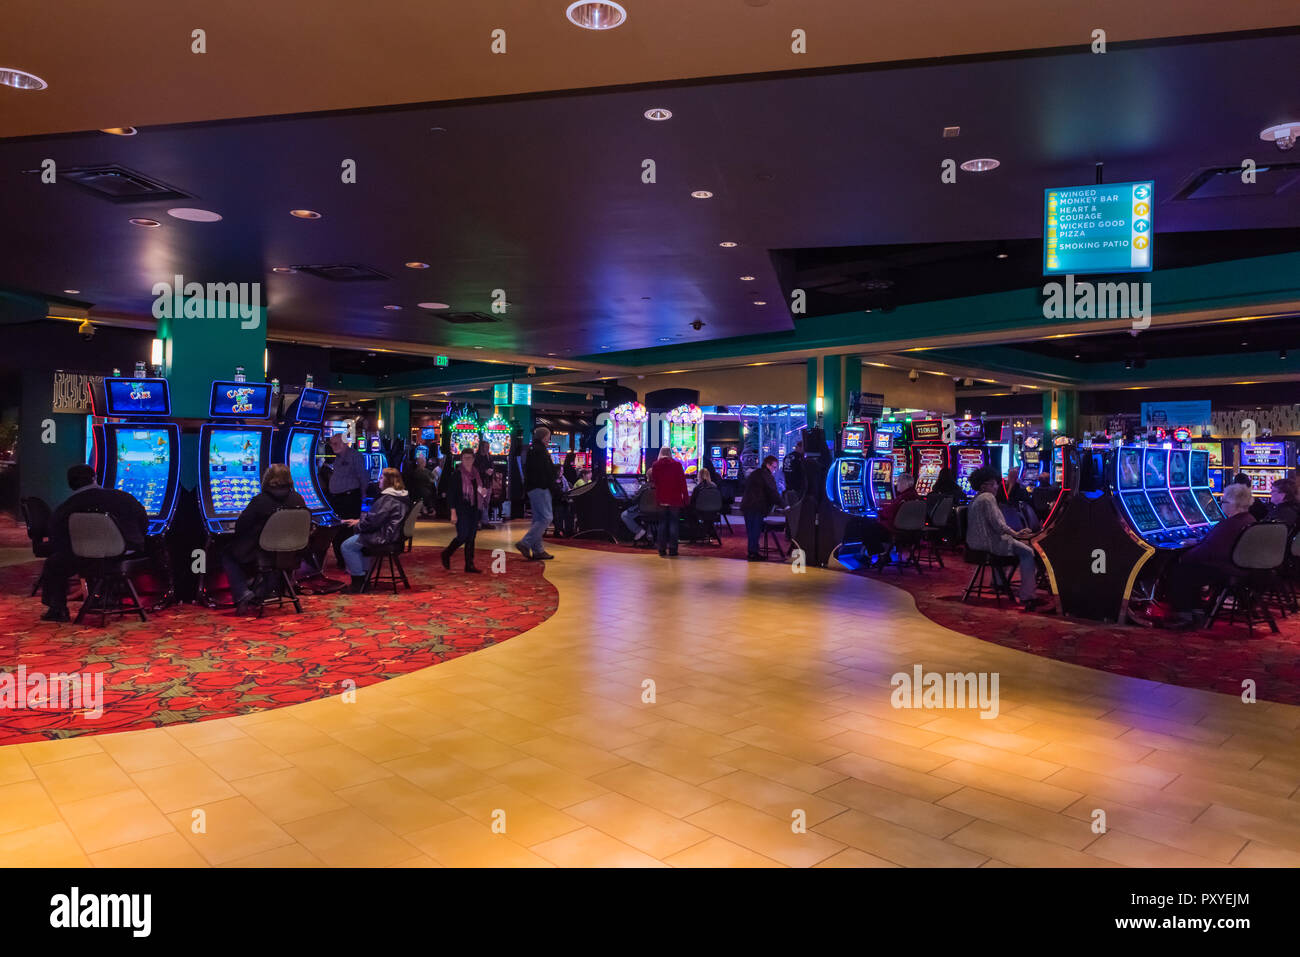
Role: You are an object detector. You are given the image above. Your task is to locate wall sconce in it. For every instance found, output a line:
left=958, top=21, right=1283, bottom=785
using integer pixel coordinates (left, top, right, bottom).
left=815, top=396, right=825, bottom=413
left=150, top=338, right=164, bottom=368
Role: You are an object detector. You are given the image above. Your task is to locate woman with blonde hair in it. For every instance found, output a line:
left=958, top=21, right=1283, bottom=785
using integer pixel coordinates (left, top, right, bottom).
left=339, top=467, right=410, bottom=592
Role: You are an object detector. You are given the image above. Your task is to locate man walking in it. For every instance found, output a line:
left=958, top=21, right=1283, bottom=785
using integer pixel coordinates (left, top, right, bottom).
left=650, top=447, right=688, bottom=557
left=518, top=426, right=557, bottom=561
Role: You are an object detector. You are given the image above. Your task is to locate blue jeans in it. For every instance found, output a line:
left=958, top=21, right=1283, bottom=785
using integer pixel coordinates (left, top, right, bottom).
left=744, top=512, right=764, bottom=555
left=340, top=534, right=371, bottom=577
left=521, top=487, right=553, bottom=553
left=621, top=505, right=641, bottom=535
left=658, top=507, right=680, bottom=551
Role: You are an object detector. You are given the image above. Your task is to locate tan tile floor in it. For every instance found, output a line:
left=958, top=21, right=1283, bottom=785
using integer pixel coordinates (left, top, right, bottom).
left=2, top=524, right=1300, bottom=867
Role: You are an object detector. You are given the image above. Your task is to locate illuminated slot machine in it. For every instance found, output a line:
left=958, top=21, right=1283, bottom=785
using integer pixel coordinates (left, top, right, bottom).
left=274, top=385, right=337, bottom=528
left=608, top=401, right=648, bottom=477
left=482, top=414, right=512, bottom=460
left=665, top=403, right=705, bottom=476
left=1114, top=446, right=1205, bottom=550
left=1190, top=439, right=1224, bottom=492
left=548, top=443, right=563, bottom=465
left=1020, top=435, right=1043, bottom=480
left=826, top=423, right=871, bottom=515
left=908, top=419, right=949, bottom=496
left=950, top=418, right=993, bottom=494
left=447, top=412, right=482, bottom=456
left=868, top=457, right=895, bottom=509
left=198, top=379, right=274, bottom=534
left=1239, top=441, right=1290, bottom=500
left=89, top=376, right=182, bottom=536
left=1190, top=448, right=1224, bottom=524
left=1167, top=447, right=1212, bottom=533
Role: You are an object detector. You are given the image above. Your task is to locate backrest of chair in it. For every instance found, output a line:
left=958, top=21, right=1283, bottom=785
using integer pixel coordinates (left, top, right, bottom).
left=402, top=503, right=420, bottom=538
left=894, top=499, right=928, bottom=532
left=781, top=489, right=802, bottom=509
left=928, top=496, right=954, bottom=527
left=69, top=512, right=126, bottom=559
left=1231, top=521, right=1289, bottom=570
left=955, top=506, right=970, bottom=543
left=20, top=496, right=52, bottom=541
left=259, top=508, right=312, bottom=553
left=694, top=485, right=722, bottom=516
left=638, top=486, right=662, bottom=515
left=1291, top=528, right=1300, bottom=559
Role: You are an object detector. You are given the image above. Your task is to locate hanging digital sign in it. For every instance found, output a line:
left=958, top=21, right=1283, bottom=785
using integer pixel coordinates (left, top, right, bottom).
left=1043, top=180, right=1153, bottom=275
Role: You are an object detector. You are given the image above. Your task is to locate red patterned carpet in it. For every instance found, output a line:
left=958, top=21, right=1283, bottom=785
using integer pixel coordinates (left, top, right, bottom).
left=862, top=557, right=1300, bottom=706
left=0, top=549, right=557, bottom=744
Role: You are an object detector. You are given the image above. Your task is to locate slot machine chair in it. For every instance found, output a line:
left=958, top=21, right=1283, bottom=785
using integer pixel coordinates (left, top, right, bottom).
left=873, top=499, right=928, bottom=574
left=681, top=484, right=724, bottom=545
left=69, top=512, right=148, bottom=626
left=917, top=496, right=955, bottom=568
left=1204, top=522, right=1288, bottom=635
left=956, top=506, right=1019, bottom=606
left=363, top=506, right=417, bottom=594
left=255, top=509, right=313, bottom=615
left=631, top=486, right=664, bottom=548
left=758, top=490, right=799, bottom=560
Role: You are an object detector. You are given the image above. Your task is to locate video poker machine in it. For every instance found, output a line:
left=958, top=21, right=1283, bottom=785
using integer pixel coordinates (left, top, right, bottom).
left=273, top=385, right=338, bottom=528
left=89, top=377, right=182, bottom=537
left=198, top=380, right=274, bottom=535
left=908, top=419, right=949, bottom=496
left=951, top=418, right=998, bottom=495
left=711, top=444, right=741, bottom=481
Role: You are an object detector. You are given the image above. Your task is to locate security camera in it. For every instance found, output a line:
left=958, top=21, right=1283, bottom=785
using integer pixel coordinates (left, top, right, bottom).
left=690, top=319, right=705, bottom=331
left=908, top=369, right=919, bottom=382
left=77, top=319, right=95, bottom=341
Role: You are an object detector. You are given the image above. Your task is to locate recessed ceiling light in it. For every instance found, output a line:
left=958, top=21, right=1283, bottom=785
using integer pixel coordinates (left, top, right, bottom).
left=272, top=266, right=296, bottom=274
left=128, top=218, right=160, bottom=228
left=167, top=207, right=222, bottom=222
left=644, top=108, right=672, bottom=121
left=566, top=1, right=628, bottom=30
left=601, top=345, right=611, bottom=349
left=943, top=126, right=961, bottom=138
left=63, top=289, right=80, bottom=295
left=996, top=252, right=1008, bottom=259
left=473, top=346, right=484, bottom=350
left=384, top=305, right=402, bottom=311
left=960, top=158, right=1000, bottom=173
left=752, top=300, right=767, bottom=305
left=1259, top=122, right=1300, bottom=150
left=405, top=262, right=430, bottom=269
left=289, top=209, right=321, bottom=219
left=691, top=190, right=713, bottom=199
left=719, top=241, right=738, bottom=248
left=658, top=337, right=672, bottom=342
left=100, top=127, right=137, bottom=136
left=417, top=302, right=449, bottom=310
left=0, top=68, right=48, bottom=91
left=739, top=275, right=755, bottom=281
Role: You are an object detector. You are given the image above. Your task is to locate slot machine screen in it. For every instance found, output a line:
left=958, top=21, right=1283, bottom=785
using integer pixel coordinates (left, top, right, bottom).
left=954, top=448, right=986, bottom=493
left=1245, top=469, right=1287, bottom=494
left=1148, top=490, right=1186, bottom=528
left=870, top=459, right=894, bottom=502
left=1189, top=451, right=1208, bottom=487
left=1195, top=488, right=1224, bottom=522
left=1117, top=449, right=1143, bottom=490
left=1168, top=450, right=1189, bottom=487
left=1121, top=492, right=1161, bottom=533
left=873, top=429, right=894, bottom=454
left=296, top=388, right=327, bottom=424
left=913, top=449, right=945, bottom=496
left=111, top=428, right=171, bottom=516
left=610, top=421, right=644, bottom=475
left=287, top=431, right=328, bottom=511
left=1172, top=488, right=1205, bottom=524
left=1241, top=442, right=1286, bottom=467
left=836, top=458, right=864, bottom=508
left=842, top=426, right=866, bottom=454
left=1191, top=441, right=1222, bottom=467
left=1143, top=449, right=1168, bottom=488
left=206, top=429, right=264, bottom=516
left=208, top=381, right=272, bottom=418
left=104, top=378, right=170, bottom=416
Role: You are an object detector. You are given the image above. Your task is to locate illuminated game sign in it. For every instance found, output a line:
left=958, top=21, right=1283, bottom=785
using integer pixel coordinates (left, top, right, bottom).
left=103, top=377, right=170, bottom=416
left=482, top=415, right=512, bottom=456
left=447, top=412, right=481, bottom=454
left=493, top=383, right=510, bottom=406
left=608, top=401, right=648, bottom=475
left=665, top=403, right=704, bottom=475
left=910, top=419, right=942, bottom=443
left=209, top=380, right=272, bottom=418
left=1043, top=180, right=1153, bottom=275
left=953, top=419, right=984, bottom=442
left=296, top=387, right=327, bottom=424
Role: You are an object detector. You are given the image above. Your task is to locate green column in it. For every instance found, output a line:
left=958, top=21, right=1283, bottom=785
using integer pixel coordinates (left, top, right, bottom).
left=377, top=397, right=410, bottom=446
left=806, top=357, right=819, bottom=429
left=158, top=297, right=267, bottom=419
left=1043, top=389, right=1080, bottom=439
left=823, top=355, right=844, bottom=444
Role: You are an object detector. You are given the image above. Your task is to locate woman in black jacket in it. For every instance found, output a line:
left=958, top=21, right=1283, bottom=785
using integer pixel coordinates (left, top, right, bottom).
left=440, top=448, right=488, bottom=573
left=223, top=464, right=307, bottom=614
left=339, top=468, right=410, bottom=592
left=562, top=451, right=578, bottom=487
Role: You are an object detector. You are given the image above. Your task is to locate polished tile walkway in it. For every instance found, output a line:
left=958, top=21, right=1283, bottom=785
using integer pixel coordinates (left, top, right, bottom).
left=2, top=525, right=1298, bottom=867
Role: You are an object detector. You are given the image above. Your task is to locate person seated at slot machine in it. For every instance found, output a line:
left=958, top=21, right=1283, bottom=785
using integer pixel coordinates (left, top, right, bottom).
left=1157, top=482, right=1257, bottom=629
left=222, top=464, right=308, bottom=616
left=620, top=474, right=654, bottom=542
left=338, top=468, right=411, bottom=592
left=965, top=466, right=1043, bottom=611
left=1265, top=478, right=1300, bottom=528
left=857, top=472, right=919, bottom=566
left=928, top=467, right=964, bottom=509
left=573, top=468, right=593, bottom=489
left=878, top=472, right=919, bottom=534
left=1230, top=473, right=1268, bottom=521
left=38, top=464, right=156, bottom=622
left=1005, top=469, right=1032, bottom=507
left=562, top=451, right=579, bottom=488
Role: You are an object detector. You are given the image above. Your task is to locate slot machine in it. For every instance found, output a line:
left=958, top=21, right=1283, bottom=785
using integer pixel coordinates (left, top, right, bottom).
left=826, top=423, right=871, bottom=515
left=273, top=385, right=338, bottom=528
left=1112, top=445, right=1214, bottom=550
left=482, top=414, right=512, bottom=464
left=1190, top=439, right=1224, bottom=492
left=1020, top=434, right=1043, bottom=480
left=198, top=380, right=274, bottom=534
left=665, top=403, right=705, bottom=477
left=908, top=419, right=949, bottom=496
left=446, top=411, right=482, bottom=456
left=89, top=376, right=182, bottom=537
left=872, top=422, right=904, bottom=490
left=1238, top=441, right=1291, bottom=500
left=950, top=418, right=996, bottom=495
left=607, top=401, right=648, bottom=494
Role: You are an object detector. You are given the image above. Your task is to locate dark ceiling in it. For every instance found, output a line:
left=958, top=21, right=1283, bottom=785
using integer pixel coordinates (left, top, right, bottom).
left=3, top=29, right=1300, bottom=360
left=1016, top=314, right=1300, bottom=365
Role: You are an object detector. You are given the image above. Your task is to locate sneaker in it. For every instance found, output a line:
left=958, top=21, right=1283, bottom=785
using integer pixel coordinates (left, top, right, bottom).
left=634, top=529, right=647, bottom=541
left=514, top=542, right=532, bottom=560
left=534, top=551, right=555, bottom=561
left=747, top=553, right=764, bottom=562
left=659, top=549, right=668, bottom=557
left=41, top=607, right=71, bottom=622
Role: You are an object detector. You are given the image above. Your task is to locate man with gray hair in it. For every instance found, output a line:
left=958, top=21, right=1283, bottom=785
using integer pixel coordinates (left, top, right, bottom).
left=517, top=425, right=557, bottom=561
left=1161, top=481, right=1257, bottom=628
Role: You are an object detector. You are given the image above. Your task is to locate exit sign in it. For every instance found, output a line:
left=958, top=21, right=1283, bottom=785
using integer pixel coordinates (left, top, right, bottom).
left=434, top=355, right=449, bottom=367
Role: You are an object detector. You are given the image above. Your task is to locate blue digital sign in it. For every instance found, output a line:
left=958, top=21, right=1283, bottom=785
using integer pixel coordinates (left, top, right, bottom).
left=104, top=378, right=170, bottom=416
left=296, top=387, right=327, bottom=423
left=209, top=380, right=272, bottom=418
left=1044, top=180, right=1153, bottom=275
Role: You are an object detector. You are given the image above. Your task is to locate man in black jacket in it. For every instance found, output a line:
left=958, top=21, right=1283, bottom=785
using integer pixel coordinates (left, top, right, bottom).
left=223, top=464, right=309, bottom=612
left=517, top=426, right=556, bottom=561
left=40, top=464, right=150, bottom=622
left=741, top=455, right=783, bottom=561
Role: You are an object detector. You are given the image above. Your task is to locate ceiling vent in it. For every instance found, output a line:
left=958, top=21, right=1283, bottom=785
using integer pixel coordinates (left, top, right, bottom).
left=292, top=264, right=391, bottom=282
left=28, top=164, right=191, bottom=203
left=1174, top=162, right=1300, bottom=200
left=439, top=312, right=500, bottom=324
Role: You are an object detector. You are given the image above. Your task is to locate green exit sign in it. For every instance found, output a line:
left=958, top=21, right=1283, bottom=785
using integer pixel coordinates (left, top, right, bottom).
left=435, top=355, right=449, bottom=367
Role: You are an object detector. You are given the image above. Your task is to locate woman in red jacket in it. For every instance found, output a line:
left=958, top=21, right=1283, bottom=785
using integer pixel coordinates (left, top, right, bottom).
left=650, top=447, right=689, bottom=557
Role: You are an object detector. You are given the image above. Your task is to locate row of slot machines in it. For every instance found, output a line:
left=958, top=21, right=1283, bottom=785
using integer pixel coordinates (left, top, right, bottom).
left=1111, top=446, right=1223, bottom=549
left=88, top=376, right=338, bottom=539
left=826, top=424, right=896, bottom=517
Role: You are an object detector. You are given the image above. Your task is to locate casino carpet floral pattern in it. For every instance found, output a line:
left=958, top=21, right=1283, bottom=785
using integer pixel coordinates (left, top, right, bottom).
left=0, top=550, right=557, bottom=744
left=863, top=559, right=1300, bottom=706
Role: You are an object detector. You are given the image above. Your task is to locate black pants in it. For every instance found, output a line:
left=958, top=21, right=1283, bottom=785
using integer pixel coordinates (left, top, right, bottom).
left=442, top=509, right=479, bottom=569
left=658, top=506, right=680, bottom=552
left=555, top=500, right=575, bottom=536
left=1166, top=561, right=1228, bottom=612
left=330, top=488, right=362, bottom=563
left=40, top=536, right=168, bottom=611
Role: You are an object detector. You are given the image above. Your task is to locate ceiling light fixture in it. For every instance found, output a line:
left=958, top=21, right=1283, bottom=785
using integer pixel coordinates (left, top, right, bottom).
left=719, top=241, right=738, bottom=248
left=128, top=218, right=160, bottom=228
left=644, top=108, right=672, bottom=121
left=739, top=275, right=755, bottom=281
left=996, top=252, right=1008, bottom=260
left=960, top=158, right=1000, bottom=173
left=289, top=209, right=321, bottom=219
left=0, top=68, right=48, bottom=90
left=417, top=302, right=449, bottom=310
left=566, top=1, right=628, bottom=30
left=383, top=305, right=402, bottom=310
left=100, top=127, right=137, bottom=136
left=272, top=267, right=296, bottom=274
left=63, top=289, right=80, bottom=295
left=691, top=190, right=713, bottom=199
left=1259, top=122, right=1300, bottom=151
left=752, top=300, right=767, bottom=305
left=167, top=207, right=222, bottom=222
left=405, top=262, right=430, bottom=269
